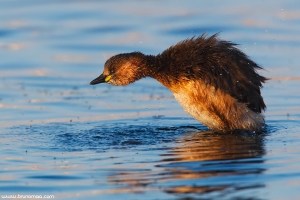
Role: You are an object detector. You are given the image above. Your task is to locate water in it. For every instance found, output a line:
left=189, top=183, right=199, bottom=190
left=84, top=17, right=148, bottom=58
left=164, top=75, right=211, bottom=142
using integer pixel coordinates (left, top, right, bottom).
left=0, top=0, right=300, bottom=199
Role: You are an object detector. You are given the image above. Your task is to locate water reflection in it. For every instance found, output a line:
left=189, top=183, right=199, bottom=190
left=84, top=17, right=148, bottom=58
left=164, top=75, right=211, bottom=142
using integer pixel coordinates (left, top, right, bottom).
left=107, top=129, right=266, bottom=198
left=165, top=130, right=265, bottom=161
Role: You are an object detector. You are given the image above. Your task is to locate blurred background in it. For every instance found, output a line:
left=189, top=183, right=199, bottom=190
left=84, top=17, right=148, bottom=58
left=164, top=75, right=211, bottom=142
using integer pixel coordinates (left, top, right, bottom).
left=0, top=0, right=300, bottom=199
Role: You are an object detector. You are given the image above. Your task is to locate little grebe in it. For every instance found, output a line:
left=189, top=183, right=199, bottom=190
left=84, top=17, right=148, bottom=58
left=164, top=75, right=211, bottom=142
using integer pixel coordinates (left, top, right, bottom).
left=90, top=34, right=267, bottom=132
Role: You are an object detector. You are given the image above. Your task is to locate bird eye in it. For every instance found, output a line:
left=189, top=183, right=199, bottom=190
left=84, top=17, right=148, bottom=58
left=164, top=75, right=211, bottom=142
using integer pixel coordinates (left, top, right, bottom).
left=110, top=68, right=115, bottom=74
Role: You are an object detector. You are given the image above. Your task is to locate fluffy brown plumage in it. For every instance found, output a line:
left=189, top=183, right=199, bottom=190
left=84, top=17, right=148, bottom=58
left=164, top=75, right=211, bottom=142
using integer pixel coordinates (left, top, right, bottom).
left=90, top=34, right=267, bottom=132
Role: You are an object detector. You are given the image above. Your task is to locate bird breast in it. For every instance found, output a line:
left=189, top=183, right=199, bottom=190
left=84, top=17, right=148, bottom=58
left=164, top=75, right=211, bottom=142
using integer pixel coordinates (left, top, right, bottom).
left=171, top=80, right=264, bottom=131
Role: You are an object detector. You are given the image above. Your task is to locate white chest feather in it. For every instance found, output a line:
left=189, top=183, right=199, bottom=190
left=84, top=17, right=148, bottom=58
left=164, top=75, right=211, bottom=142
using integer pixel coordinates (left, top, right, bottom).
left=173, top=91, right=220, bottom=129
left=171, top=80, right=264, bottom=131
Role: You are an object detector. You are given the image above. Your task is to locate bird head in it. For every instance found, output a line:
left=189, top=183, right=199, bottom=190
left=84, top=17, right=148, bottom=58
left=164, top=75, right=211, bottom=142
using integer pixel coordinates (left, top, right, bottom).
left=90, top=52, right=146, bottom=86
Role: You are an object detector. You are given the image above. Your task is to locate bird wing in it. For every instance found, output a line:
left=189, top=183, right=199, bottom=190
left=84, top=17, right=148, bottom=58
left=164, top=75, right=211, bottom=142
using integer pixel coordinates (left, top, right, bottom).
left=162, top=34, right=267, bottom=113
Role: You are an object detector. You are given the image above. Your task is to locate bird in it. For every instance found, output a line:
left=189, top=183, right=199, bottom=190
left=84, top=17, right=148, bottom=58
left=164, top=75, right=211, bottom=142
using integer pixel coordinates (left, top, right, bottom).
left=90, top=33, right=267, bottom=132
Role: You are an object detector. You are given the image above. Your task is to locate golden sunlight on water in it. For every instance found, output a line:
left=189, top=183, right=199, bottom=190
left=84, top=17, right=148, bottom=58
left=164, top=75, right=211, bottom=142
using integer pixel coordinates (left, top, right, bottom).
left=105, top=130, right=265, bottom=197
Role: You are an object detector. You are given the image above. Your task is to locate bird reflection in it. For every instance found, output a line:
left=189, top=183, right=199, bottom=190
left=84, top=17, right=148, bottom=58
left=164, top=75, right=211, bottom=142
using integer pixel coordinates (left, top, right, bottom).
left=107, top=129, right=266, bottom=197
left=163, top=129, right=265, bottom=162
left=158, top=130, right=266, bottom=196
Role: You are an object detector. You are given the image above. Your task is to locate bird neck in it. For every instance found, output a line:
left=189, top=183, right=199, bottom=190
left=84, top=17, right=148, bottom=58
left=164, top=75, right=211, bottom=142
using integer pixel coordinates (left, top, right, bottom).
left=133, top=53, right=171, bottom=88
left=129, top=53, right=159, bottom=77
left=141, top=54, right=162, bottom=78
left=142, top=54, right=174, bottom=88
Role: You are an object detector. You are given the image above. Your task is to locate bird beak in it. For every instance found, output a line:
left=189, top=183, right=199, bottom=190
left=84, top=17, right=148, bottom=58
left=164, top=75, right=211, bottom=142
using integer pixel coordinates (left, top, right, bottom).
left=90, top=74, right=106, bottom=85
